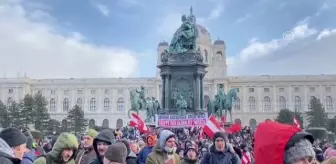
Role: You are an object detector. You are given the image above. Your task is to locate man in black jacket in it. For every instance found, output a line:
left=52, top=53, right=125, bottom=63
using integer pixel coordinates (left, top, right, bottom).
left=88, top=129, right=115, bottom=164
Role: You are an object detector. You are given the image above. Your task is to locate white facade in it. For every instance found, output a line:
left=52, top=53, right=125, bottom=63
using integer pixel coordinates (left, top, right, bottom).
left=1, top=24, right=336, bottom=128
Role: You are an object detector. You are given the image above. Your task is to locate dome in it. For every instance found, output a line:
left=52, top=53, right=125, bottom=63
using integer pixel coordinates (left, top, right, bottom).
left=158, top=41, right=168, bottom=47
left=214, top=39, right=225, bottom=45
left=196, top=24, right=212, bottom=45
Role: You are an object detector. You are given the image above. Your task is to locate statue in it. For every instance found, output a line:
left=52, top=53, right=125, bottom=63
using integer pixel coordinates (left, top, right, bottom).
left=144, top=97, right=160, bottom=122
left=207, top=86, right=238, bottom=123
left=171, top=88, right=179, bottom=108
left=195, top=47, right=203, bottom=62
left=161, top=49, right=169, bottom=64
left=187, top=88, right=193, bottom=108
left=128, top=86, right=161, bottom=121
left=176, top=95, right=187, bottom=116
left=168, top=6, right=198, bottom=54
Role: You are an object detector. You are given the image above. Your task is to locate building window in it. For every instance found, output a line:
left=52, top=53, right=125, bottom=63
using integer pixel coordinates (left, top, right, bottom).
left=233, top=97, right=240, bottom=110
left=294, top=87, right=300, bottom=92
left=90, top=98, right=96, bottom=111
left=326, top=96, right=333, bottom=111
left=279, top=96, right=287, bottom=110
left=64, top=90, right=69, bottom=95
left=7, top=97, right=13, bottom=109
left=264, top=88, right=269, bottom=92
left=63, top=98, right=69, bottom=112
left=263, top=96, right=271, bottom=111
left=248, top=96, right=256, bottom=111
left=8, top=89, right=13, bottom=94
left=76, top=98, right=83, bottom=109
left=117, top=98, right=124, bottom=111
left=118, top=89, right=123, bottom=94
left=50, top=98, right=56, bottom=111
left=51, top=90, right=55, bottom=95
left=309, top=87, right=315, bottom=92
left=279, top=88, right=284, bottom=92
left=91, top=90, right=96, bottom=94
left=249, top=88, right=254, bottom=93
left=294, top=96, right=302, bottom=111
left=105, top=89, right=110, bottom=94
left=77, top=90, right=83, bottom=94
left=326, top=87, right=331, bottom=92
left=104, top=98, right=110, bottom=111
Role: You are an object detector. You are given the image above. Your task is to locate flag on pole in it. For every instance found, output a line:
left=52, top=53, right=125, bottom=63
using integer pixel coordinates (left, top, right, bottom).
left=129, top=113, right=149, bottom=133
left=293, top=117, right=300, bottom=129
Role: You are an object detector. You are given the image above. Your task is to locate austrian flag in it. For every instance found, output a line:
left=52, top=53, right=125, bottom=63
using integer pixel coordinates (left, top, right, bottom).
left=202, top=115, right=223, bottom=138
left=129, top=113, right=149, bottom=133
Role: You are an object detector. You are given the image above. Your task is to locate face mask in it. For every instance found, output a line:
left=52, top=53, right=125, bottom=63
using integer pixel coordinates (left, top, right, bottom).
left=164, top=146, right=176, bottom=153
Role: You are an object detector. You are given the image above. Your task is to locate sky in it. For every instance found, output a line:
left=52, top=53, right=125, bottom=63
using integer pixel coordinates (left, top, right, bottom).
left=0, top=0, right=335, bottom=78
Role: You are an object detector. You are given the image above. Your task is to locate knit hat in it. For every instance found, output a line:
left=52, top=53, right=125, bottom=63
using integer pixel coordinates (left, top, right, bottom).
left=104, top=142, right=127, bottom=163
left=86, top=129, right=98, bottom=138
left=0, top=127, right=27, bottom=148
left=119, top=139, right=131, bottom=155
left=284, top=139, right=315, bottom=164
left=213, top=132, right=226, bottom=142
left=185, top=145, right=198, bottom=155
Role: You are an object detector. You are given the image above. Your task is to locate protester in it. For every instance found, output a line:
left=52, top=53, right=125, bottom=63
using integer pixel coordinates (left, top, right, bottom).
left=137, top=135, right=155, bottom=164
left=0, top=127, right=28, bottom=164
left=33, top=132, right=79, bottom=164
left=75, top=129, right=98, bottom=164
left=88, top=129, right=115, bottom=164
left=103, top=142, right=128, bottom=164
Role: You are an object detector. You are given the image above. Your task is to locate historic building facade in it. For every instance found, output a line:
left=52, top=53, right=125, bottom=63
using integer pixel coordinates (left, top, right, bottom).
left=1, top=24, right=336, bottom=128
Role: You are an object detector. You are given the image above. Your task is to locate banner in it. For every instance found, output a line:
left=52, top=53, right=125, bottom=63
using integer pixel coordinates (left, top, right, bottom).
left=155, top=113, right=208, bottom=128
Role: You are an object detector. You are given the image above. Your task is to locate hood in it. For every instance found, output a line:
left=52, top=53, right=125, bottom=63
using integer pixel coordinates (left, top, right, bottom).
left=254, top=121, right=312, bottom=164
left=93, top=129, right=115, bottom=162
left=0, top=138, right=15, bottom=158
left=119, top=140, right=131, bottom=155
left=156, top=130, right=175, bottom=151
left=146, top=135, right=156, bottom=146
left=49, top=133, right=79, bottom=162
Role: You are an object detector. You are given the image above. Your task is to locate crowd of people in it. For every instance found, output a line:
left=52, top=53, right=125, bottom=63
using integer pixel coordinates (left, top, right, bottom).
left=0, top=121, right=336, bottom=164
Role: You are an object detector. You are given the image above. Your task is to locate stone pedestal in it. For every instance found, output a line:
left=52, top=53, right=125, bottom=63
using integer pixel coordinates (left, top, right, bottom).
left=158, top=51, right=208, bottom=114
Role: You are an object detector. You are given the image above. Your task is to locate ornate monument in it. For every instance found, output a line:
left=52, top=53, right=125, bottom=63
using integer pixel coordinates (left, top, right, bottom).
left=129, top=86, right=161, bottom=122
left=207, top=84, right=238, bottom=123
left=158, top=7, right=207, bottom=115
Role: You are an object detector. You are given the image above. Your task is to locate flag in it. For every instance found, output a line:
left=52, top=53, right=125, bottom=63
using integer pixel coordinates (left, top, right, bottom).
left=293, top=117, right=300, bottom=129
left=129, top=113, right=149, bottom=133
left=202, top=115, right=222, bottom=138
left=226, top=123, right=242, bottom=134
left=242, top=152, right=251, bottom=164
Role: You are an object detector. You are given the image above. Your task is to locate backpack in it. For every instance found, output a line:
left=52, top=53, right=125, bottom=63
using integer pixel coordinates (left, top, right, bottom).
left=37, top=154, right=52, bottom=164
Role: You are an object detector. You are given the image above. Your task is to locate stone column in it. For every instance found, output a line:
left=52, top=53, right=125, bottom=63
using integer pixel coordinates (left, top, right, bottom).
left=161, top=75, right=166, bottom=109
left=200, top=74, right=204, bottom=109
left=195, top=73, right=201, bottom=110
left=164, top=74, right=170, bottom=109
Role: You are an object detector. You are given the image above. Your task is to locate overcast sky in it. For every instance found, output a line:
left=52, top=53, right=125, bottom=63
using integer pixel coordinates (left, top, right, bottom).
left=0, top=0, right=335, bottom=78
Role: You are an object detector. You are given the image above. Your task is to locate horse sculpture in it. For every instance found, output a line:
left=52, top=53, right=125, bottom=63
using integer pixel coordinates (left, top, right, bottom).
left=207, top=88, right=238, bottom=123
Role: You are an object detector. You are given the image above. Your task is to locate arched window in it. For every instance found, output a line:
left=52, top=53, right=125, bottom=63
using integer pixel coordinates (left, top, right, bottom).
left=279, top=96, right=287, bottom=110
left=204, top=50, right=208, bottom=63
left=294, top=96, right=302, bottom=111
left=233, top=97, right=241, bottom=110
left=263, top=96, right=271, bottom=111
left=248, top=96, right=256, bottom=111
left=104, top=98, right=110, bottom=111
left=90, top=98, right=96, bottom=111
left=76, top=98, right=83, bottom=109
left=50, top=98, right=56, bottom=111
left=63, top=98, right=69, bottom=112
left=326, top=96, right=333, bottom=110
left=7, top=97, right=13, bottom=109
left=117, top=98, right=124, bottom=111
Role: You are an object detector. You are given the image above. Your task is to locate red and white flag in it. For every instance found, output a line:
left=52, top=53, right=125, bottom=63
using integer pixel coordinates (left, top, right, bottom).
left=293, top=117, right=300, bottom=129
left=202, top=115, right=223, bottom=138
left=242, top=152, right=251, bottom=164
left=129, top=113, right=149, bottom=133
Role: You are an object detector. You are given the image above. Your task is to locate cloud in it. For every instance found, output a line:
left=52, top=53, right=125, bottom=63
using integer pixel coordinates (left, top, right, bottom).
left=316, top=28, right=336, bottom=40
left=156, top=13, right=182, bottom=40
left=234, top=14, right=251, bottom=24
left=0, top=1, right=139, bottom=78
left=208, top=4, right=224, bottom=20
left=227, top=23, right=336, bottom=75
left=95, top=4, right=110, bottom=17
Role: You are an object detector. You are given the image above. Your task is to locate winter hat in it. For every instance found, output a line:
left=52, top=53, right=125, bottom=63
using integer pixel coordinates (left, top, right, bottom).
left=104, top=142, right=127, bottom=164
left=86, top=129, right=98, bottom=138
left=185, top=145, right=198, bottom=155
left=119, top=139, right=131, bottom=155
left=213, top=132, right=226, bottom=142
left=146, top=135, right=156, bottom=146
left=284, top=139, right=315, bottom=164
left=0, top=127, right=27, bottom=148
